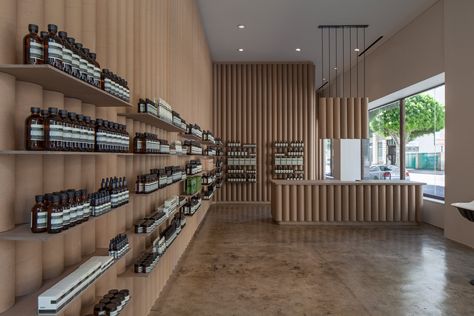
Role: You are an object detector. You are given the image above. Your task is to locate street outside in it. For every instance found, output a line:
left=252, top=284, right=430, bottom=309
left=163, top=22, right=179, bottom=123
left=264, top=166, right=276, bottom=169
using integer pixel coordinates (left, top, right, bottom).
left=407, top=169, right=445, bottom=199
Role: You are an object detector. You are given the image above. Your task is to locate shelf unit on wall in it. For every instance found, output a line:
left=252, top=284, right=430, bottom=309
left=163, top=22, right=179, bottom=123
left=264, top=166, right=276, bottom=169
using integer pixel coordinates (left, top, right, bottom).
left=225, top=142, right=257, bottom=183
left=0, top=64, right=218, bottom=316
left=272, top=141, right=305, bottom=180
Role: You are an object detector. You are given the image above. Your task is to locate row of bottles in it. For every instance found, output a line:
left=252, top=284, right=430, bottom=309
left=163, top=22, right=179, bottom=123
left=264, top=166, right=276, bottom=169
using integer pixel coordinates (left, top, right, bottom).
left=24, top=24, right=129, bottom=101
left=93, top=289, right=130, bottom=316
left=108, top=234, right=130, bottom=259
left=26, top=107, right=130, bottom=152
left=135, top=166, right=186, bottom=194
left=226, top=174, right=257, bottom=183
left=273, top=140, right=305, bottom=180
left=133, top=133, right=160, bottom=154
left=30, top=189, right=90, bottom=233
left=99, top=177, right=129, bottom=208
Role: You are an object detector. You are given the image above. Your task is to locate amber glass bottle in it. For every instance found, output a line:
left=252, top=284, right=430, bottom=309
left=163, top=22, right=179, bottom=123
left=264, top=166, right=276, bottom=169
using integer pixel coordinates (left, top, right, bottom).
left=31, top=194, right=47, bottom=233
left=43, top=24, right=63, bottom=70
left=25, top=107, right=44, bottom=150
left=58, top=31, right=73, bottom=74
left=44, top=107, right=63, bottom=151
left=89, top=52, right=101, bottom=87
left=67, top=37, right=81, bottom=78
left=47, top=194, right=63, bottom=233
left=23, top=24, right=44, bottom=64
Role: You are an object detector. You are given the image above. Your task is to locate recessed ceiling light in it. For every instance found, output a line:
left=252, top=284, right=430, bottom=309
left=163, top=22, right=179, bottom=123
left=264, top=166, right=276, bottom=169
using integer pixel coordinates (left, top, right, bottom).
left=295, top=48, right=302, bottom=52
left=237, top=48, right=244, bottom=52
left=237, top=24, right=246, bottom=29
left=354, top=48, right=360, bottom=52
left=333, top=67, right=337, bottom=70
left=323, top=78, right=326, bottom=81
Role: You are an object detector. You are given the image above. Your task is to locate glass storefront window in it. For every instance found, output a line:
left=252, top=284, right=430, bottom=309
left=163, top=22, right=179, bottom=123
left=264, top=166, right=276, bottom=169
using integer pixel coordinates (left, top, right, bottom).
left=363, top=101, right=401, bottom=180
left=404, top=85, right=445, bottom=200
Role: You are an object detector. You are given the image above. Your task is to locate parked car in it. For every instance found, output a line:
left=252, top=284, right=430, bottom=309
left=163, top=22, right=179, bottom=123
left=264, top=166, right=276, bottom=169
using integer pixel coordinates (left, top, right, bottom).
left=368, top=165, right=410, bottom=180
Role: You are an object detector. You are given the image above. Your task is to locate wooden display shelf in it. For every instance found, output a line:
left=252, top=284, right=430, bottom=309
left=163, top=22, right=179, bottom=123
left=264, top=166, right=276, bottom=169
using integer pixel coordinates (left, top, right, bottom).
left=0, top=150, right=133, bottom=156
left=127, top=205, right=179, bottom=238
left=180, top=190, right=201, bottom=198
left=117, top=112, right=185, bottom=133
left=1, top=247, right=129, bottom=316
left=119, top=224, right=186, bottom=279
left=132, top=179, right=185, bottom=197
left=0, top=203, right=128, bottom=241
left=0, top=64, right=131, bottom=108
left=180, top=133, right=202, bottom=142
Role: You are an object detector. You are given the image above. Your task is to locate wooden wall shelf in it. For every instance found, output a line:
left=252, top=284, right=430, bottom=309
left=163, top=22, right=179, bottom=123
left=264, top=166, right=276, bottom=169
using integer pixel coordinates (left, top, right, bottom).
left=118, top=112, right=185, bottom=133
left=0, top=65, right=132, bottom=108
left=180, top=133, right=202, bottom=142
left=132, top=179, right=185, bottom=197
left=0, top=150, right=133, bottom=156
left=0, top=247, right=128, bottom=316
left=0, top=203, right=128, bottom=241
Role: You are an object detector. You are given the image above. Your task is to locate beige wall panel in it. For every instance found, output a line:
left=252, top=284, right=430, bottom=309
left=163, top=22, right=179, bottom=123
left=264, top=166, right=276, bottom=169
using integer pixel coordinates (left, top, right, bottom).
left=340, top=98, right=347, bottom=138
left=347, top=97, right=354, bottom=138
left=393, top=185, right=401, bottom=221
left=349, top=185, right=357, bottom=221
left=0, top=0, right=16, bottom=64
left=326, top=97, right=333, bottom=138
left=304, top=185, right=312, bottom=221
left=361, top=97, right=369, bottom=138
left=333, top=98, right=341, bottom=139
left=0, top=241, right=15, bottom=313
left=318, top=98, right=327, bottom=139
left=44, top=0, right=65, bottom=29
left=15, top=240, right=42, bottom=296
left=297, top=185, right=304, bottom=221
left=290, top=185, right=297, bottom=221
left=342, top=185, right=349, bottom=221
left=0, top=156, right=15, bottom=232
left=378, top=185, right=386, bottom=221
left=319, top=185, right=327, bottom=221
left=400, top=184, right=408, bottom=222
left=385, top=185, right=393, bottom=222
left=0, top=74, right=16, bottom=150
left=327, top=185, right=334, bottom=221
left=371, top=185, right=379, bottom=221
left=354, top=98, right=362, bottom=139
left=42, top=237, right=64, bottom=280
left=81, top=0, right=96, bottom=50
left=364, top=185, right=371, bottom=221
left=408, top=185, right=416, bottom=222
left=282, top=185, right=290, bottom=222
left=334, top=185, right=341, bottom=221
left=356, top=185, right=364, bottom=221
left=311, top=185, right=319, bottom=221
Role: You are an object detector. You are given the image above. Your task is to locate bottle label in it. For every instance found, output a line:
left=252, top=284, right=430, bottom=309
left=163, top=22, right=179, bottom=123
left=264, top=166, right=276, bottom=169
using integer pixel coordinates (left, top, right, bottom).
left=63, top=207, right=70, bottom=224
left=50, top=212, right=63, bottom=229
left=48, top=40, right=63, bottom=64
left=29, top=40, right=43, bottom=62
left=30, top=123, right=44, bottom=141
left=49, top=122, right=63, bottom=141
left=31, top=211, right=48, bottom=229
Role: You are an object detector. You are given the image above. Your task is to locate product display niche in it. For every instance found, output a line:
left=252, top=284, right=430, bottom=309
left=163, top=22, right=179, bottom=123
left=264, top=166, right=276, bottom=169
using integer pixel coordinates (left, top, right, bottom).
left=226, top=142, right=257, bottom=183
left=273, top=141, right=305, bottom=180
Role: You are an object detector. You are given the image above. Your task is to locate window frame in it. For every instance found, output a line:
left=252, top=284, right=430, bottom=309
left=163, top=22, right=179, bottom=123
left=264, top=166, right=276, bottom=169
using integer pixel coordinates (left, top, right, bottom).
left=365, top=83, right=445, bottom=201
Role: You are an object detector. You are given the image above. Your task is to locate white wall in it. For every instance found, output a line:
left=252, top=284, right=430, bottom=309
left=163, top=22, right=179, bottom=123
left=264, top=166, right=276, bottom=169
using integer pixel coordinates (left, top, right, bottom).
left=333, top=139, right=362, bottom=181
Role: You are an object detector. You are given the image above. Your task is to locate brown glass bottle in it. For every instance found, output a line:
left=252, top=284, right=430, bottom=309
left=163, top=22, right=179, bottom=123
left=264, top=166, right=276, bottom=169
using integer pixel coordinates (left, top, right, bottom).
left=89, top=52, right=101, bottom=88
left=23, top=24, right=44, bottom=65
left=25, top=107, right=44, bottom=150
left=47, top=194, right=63, bottom=233
left=43, top=24, right=63, bottom=70
left=75, top=190, right=84, bottom=223
left=68, top=112, right=79, bottom=151
left=76, top=43, right=88, bottom=82
left=58, top=31, right=73, bottom=74
left=44, top=107, right=63, bottom=151
left=31, top=194, right=47, bottom=233
left=59, top=192, right=71, bottom=229
left=67, top=37, right=81, bottom=78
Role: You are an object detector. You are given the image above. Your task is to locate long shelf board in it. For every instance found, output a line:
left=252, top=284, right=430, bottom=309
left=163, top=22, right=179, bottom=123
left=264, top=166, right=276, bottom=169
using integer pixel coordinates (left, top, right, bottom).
left=1, top=247, right=128, bottom=316
left=118, top=112, right=186, bottom=133
left=0, top=64, right=132, bottom=108
left=0, top=150, right=133, bottom=156
left=180, top=133, right=202, bottom=142
left=0, top=203, right=128, bottom=241
left=119, top=224, right=187, bottom=279
left=131, top=179, right=185, bottom=197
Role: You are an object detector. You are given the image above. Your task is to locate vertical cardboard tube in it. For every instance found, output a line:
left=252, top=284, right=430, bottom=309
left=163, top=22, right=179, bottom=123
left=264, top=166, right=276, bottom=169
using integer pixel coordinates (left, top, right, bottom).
left=379, top=185, right=386, bottom=221
left=327, top=185, right=334, bottom=221
left=304, top=185, right=312, bottom=222
left=15, top=240, right=42, bottom=296
left=0, top=241, right=15, bottom=313
left=318, top=98, right=327, bottom=139
left=334, top=185, right=341, bottom=221
left=312, top=185, right=319, bottom=221
left=319, top=185, right=327, bottom=222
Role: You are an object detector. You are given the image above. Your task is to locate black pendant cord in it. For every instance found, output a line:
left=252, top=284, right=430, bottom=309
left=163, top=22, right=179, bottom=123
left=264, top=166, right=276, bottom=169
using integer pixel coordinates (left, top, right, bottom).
left=335, top=28, right=338, bottom=97
left=356, top=28, right=359, bottom=97
left=342, top=27, right=345, bottom=98
left=328, top=28, right=331, bottom=97
left=364, top=28, right=366, bottom=97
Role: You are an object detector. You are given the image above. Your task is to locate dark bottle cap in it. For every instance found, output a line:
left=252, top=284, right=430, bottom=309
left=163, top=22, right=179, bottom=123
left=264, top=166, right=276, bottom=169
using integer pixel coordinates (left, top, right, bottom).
left=67, top=37, right=75, bottom=44
left=96, top=118, right=103, bottom=125
left=47, top=24, right=58, bottom=34
left=60, top=193, right=68, bottom=202
left=74, top=190, right=81, bottom=198
left=49, top=194, right=60, bottom=203
left=35, top=195, right=44, bottom=203
left=48, top=107, right=59, bottom=115
left=75, top=42, right=83, bottom=49
left=68, top=112, right=76, bottom=119
left=84, top=116, right=91, bottom=123
left=93, top=303, right=106, bottom=312
left=90, top=52, right=96, bottom=60
left=108, top=289, right=119, bottom=295
left=105, top=303, right=117, bottom=312
left=28, top=24, right=39, bottom=34
left=58, top=31, right=67, bottom=39
left=83, top=48, right=90, bottom=54
left=99, top=298, right=111, bottom=305
left=58, top=109, right=67, bottom=118
left=40, top=31, right=48, bottom=39
left=30, top=107, right=41, bottom=114
left=77, top=114, right=84, bottom=121
left=67, top=190, right=75, bottom=200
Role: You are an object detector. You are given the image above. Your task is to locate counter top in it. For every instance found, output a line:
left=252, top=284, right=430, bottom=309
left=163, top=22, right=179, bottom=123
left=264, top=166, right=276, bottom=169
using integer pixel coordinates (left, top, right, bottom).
left=271, top=180, right=425, bottom=186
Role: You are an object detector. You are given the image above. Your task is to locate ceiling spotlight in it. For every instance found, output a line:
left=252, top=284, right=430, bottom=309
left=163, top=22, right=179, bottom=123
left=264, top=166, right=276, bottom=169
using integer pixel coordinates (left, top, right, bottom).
left=237, top=24, right=246, bottom=29
left=295, top=48, right=302, bottom=52
left=333, top=67, right=337, bottom=70
left=237, top=48, right=244, bottom=52
left=323, top=78, right=326, bottom=81
left=354, top=48, right=360, bottom=52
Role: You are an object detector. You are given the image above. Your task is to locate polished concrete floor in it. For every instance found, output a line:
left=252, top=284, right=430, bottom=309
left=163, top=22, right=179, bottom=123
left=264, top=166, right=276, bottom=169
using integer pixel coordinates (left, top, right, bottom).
left=150, top=204, right=474, bottom=316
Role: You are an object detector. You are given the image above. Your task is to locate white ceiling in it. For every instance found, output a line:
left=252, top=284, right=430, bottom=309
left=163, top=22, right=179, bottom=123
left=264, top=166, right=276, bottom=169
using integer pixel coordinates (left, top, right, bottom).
left=197, top=0, right=439, bottom=87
